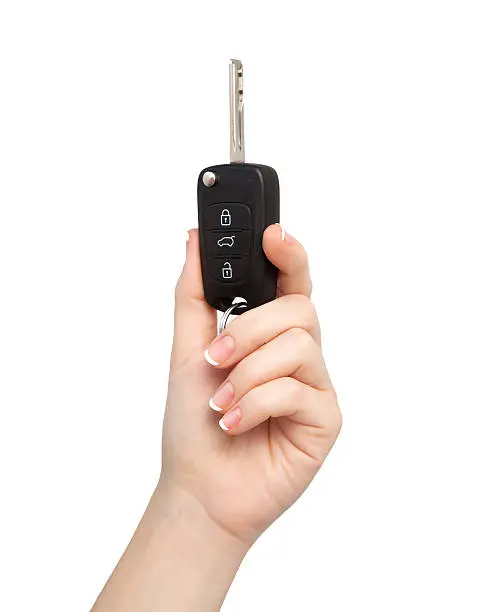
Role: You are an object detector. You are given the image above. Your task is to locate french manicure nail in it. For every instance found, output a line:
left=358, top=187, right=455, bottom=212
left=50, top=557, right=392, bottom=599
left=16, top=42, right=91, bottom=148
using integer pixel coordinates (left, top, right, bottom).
left=219, top=406, right=242, bottom=431
left=274, top=223, right=285, bottom=241
left=284, top=230, right=296, bottom=244
left=204, top=335, right=235, bottom=366
left=209, top=381, right=234, bottom=412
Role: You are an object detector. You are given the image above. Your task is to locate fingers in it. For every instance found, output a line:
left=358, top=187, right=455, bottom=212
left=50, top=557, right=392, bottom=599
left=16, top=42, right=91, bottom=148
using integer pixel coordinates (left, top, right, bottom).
left=202, top=228, right=337, bottom=439
left=204, top=294, right=320, bottom=369
left=217, top=378, right=340, bottom=440
left=262, top=224, right=313, bottom=298
left=208, top=327, right=333, bottom=414
left=171, top=229, right=217, bottom=369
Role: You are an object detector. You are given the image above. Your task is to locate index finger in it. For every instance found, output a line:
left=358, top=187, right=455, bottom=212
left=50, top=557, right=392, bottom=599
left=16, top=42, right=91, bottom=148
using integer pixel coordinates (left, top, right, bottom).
left=204, top=293, right=320, bottom=370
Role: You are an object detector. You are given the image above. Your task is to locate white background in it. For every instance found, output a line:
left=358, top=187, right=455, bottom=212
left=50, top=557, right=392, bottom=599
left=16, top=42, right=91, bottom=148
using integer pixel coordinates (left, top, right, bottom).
left=1, top=1, right=476, bottom=610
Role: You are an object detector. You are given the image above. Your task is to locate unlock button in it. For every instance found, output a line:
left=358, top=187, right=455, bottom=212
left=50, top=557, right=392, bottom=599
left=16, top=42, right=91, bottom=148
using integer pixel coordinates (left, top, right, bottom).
left=221, top=262, right=233, bottom=278
left=211, top=258, right=249, bottom=283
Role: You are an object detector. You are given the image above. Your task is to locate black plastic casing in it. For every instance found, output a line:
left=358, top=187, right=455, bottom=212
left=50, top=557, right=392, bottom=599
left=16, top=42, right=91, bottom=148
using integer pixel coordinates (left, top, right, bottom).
left=197, top=163, right=280, bottom=312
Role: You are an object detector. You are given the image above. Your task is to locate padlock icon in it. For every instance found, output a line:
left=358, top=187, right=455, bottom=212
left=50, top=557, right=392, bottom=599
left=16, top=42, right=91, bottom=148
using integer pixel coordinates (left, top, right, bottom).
left=220, top=209, right=232, bottom=226
left=222, top=261, right=233, bottom=279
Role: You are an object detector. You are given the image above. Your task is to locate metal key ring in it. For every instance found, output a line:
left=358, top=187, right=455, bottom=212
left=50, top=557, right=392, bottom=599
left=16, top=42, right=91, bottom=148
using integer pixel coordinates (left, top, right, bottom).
left=219, top=300, right=248, bottom=334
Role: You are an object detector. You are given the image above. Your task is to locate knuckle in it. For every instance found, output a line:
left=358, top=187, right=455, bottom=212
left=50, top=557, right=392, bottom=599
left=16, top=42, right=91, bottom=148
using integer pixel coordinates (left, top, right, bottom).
left=332, top=404, right=343, bottom=434
left=324, top=392, right=343, bottom=434
left=288, top=326, right=315, bottom=353
left=281, top=293, right=309, bottom=308
left=282, top=294, right=318, bottom=329
left=283, top=376, right=303, bottom=404
left=303, top=299, right=318, bottom=329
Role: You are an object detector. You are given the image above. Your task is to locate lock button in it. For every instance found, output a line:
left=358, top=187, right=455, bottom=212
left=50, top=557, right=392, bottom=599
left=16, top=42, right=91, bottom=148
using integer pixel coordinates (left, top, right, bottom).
left=204, top=203, right=251, bottom=230
left=220, top=209, right=232, bottom=226
left=211, top=258, right=249, bottom=283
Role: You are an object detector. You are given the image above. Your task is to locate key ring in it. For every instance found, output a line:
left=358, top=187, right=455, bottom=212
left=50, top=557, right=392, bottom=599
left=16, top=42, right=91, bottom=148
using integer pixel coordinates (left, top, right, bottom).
left=219, top=300, right=248, bottom=334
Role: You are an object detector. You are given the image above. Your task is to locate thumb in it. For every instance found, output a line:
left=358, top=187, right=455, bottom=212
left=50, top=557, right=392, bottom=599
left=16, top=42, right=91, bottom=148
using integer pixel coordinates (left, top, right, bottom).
left=263, top=224, right=313, bottom=297
left=171, top=229, right=217, bottom=369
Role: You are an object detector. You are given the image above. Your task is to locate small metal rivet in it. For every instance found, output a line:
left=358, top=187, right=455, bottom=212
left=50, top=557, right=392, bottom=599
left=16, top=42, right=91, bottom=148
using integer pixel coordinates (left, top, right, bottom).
left=203, top=171, right=216, bottom=187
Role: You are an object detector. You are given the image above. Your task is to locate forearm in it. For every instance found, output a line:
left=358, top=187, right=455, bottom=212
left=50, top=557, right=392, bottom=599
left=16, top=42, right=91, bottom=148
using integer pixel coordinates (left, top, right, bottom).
left=92, top=480, right=248, bottom=612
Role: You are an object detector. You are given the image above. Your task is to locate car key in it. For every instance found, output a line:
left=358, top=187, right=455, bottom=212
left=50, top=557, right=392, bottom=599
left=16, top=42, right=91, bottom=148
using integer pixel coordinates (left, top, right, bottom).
left=197, top=59, right=280, bottom=314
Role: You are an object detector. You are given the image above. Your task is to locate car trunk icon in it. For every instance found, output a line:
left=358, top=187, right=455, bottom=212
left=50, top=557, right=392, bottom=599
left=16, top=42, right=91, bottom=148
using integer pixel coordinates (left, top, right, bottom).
left=217, top=236, right=236, bottom=247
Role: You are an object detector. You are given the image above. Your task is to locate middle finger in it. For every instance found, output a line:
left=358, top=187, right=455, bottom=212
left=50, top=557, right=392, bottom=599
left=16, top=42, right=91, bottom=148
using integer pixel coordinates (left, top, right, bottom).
left=208, top=327, right=332, bottom=413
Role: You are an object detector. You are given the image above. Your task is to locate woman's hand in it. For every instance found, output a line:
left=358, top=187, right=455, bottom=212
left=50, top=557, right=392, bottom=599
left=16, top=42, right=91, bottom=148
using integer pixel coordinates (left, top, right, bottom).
left=162, top=224, right=342, bottom=545
left=93, top=224, right=341, bottom=612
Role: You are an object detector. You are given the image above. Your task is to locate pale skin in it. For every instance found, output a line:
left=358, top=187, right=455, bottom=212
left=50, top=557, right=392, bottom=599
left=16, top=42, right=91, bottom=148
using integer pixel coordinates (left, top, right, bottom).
left=92, top=224, right=342, bottom=611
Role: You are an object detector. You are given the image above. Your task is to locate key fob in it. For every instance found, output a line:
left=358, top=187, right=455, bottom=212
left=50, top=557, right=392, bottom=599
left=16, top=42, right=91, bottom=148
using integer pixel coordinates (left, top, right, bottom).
left=197, top=60, right=280, bottom=313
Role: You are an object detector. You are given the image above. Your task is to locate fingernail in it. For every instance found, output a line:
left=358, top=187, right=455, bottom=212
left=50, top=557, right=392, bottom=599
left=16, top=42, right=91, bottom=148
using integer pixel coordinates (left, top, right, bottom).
left=209, top=381, right=234, bottom=412
left=274, top=223, right=285, bottom=241
left=219, top=406, right=242, bottom=431
left=204, top=335, right=235, bottom=366
left=186, top=230, right=190, bottom=242
left=284, top=229, right=296, bottom=244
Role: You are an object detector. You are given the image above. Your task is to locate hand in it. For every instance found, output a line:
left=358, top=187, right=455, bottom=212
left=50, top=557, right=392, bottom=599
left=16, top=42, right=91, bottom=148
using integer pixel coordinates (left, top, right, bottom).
left=161, top=224, right=342, bottom=546
left=92, top=224, right=342, bottom=612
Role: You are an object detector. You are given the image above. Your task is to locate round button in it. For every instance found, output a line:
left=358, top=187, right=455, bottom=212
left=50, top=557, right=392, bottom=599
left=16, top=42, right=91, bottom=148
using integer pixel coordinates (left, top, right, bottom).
left=202, top=171, right=217, bottom=187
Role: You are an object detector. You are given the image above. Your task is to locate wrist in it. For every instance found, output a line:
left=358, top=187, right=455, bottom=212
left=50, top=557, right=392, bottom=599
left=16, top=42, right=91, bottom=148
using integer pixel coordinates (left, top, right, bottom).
left=144, top=478, right=248, bottom=611
left=151, top=478, right=249, bottom=561
left=139, top=479, right=248, bottom=610
left=94, top=479, right=248, bottom=612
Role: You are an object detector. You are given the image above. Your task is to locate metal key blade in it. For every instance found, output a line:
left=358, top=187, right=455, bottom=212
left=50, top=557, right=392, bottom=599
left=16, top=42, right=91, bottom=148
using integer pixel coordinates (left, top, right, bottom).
left=229, top=59, right=245, bottom=163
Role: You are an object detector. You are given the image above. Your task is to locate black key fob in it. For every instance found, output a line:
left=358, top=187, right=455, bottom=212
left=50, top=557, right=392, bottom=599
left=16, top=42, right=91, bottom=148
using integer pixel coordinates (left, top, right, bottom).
left=197, top=60, right=280, bottom=313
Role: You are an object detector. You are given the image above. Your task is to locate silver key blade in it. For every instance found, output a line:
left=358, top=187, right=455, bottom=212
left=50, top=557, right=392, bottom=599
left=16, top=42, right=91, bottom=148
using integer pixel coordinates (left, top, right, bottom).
left=229, top=59, right=245, bottom=163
